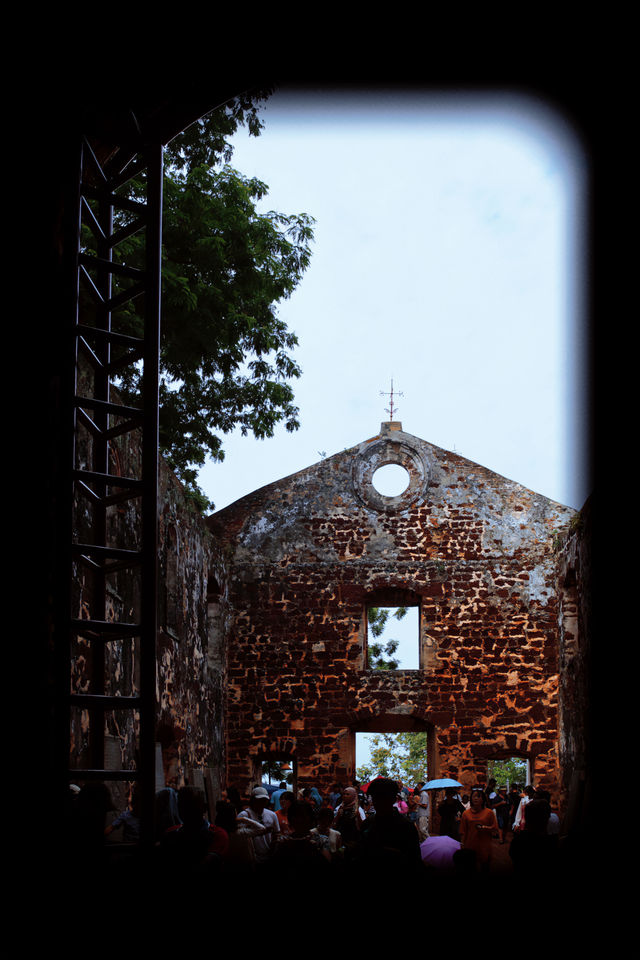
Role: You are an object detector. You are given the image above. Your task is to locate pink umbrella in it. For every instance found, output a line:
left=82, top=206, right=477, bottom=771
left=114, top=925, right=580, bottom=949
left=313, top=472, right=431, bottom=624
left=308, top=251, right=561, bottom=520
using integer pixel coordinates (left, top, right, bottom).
left=420, top=835, right=461, bottom=872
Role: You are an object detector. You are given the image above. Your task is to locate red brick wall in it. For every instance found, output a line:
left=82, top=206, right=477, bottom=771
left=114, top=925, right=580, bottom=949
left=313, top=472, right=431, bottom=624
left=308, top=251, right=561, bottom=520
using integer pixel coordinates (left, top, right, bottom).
left=210, top=424, right=575, bottom=806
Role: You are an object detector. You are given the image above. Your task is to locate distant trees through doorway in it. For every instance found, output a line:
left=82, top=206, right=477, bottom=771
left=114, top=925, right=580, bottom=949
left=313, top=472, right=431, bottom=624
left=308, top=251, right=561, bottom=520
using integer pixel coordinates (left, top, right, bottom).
left=487, top=757, right=529, bottom=787
left=356, top=731, right=428, bottom=786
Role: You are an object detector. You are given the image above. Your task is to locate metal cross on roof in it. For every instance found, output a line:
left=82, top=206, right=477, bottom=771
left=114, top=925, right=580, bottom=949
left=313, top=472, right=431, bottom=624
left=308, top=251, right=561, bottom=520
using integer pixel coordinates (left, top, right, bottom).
left=380, top=379, right=403, bottom=421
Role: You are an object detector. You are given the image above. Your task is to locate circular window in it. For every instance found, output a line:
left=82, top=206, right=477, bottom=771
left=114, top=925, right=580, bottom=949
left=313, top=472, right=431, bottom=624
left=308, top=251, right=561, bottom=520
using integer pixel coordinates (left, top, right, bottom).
left=351, top=435, right=431, bottom=512
left=372, top=463, right=410, bottom=497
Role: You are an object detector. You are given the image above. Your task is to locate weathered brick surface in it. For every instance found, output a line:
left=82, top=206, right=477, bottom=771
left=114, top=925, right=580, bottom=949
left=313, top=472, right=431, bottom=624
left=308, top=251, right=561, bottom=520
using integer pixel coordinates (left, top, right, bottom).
left=209, top=423, right=576, bottom=806
left=154, top=467, right=229, bottom=790
left=556, top=496, right=591, bottom=822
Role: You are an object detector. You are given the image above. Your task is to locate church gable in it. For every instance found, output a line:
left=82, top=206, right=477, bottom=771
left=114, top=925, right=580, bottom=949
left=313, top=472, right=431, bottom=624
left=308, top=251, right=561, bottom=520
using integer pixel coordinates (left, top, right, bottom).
left=209, top=422, right=575, bottom=802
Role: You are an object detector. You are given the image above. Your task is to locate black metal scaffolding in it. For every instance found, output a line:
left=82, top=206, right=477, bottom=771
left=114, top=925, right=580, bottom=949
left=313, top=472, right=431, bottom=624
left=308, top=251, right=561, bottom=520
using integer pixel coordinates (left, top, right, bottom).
left=59, top=135, right=163, bottom=848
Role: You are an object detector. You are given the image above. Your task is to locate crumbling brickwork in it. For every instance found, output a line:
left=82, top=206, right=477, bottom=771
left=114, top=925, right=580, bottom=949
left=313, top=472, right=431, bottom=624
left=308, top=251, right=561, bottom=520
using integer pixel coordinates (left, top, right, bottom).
left=155, top=466, right=230, bottom=792
left=209, top=422, right=576, bottom=806
left=556, top=495, right=592, bottom=827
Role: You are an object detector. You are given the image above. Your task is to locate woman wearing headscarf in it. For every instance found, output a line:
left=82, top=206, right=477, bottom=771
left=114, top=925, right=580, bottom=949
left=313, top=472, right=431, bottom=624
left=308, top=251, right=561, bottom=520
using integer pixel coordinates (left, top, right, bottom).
left=333, top=786, right=365, bottom=855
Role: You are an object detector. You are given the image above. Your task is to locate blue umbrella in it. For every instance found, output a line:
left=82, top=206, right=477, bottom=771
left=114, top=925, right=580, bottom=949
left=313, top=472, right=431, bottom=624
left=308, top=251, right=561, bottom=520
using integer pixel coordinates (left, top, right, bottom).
left=424, top=778, right=462, bottom=790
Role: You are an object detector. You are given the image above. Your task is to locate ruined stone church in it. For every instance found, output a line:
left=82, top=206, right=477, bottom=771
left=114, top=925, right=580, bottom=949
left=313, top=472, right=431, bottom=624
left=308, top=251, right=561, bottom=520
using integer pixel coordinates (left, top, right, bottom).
left=207, top=420, right=579, bottom=804
left=44, top=82, right=597, bottom=860
left=68, top=396, right=588, bottom=825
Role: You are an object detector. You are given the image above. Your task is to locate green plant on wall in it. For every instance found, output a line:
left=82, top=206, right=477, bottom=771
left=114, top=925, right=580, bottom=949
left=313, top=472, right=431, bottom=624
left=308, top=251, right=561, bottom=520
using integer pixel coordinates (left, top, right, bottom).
left=569, top=512, right=583, bottom=534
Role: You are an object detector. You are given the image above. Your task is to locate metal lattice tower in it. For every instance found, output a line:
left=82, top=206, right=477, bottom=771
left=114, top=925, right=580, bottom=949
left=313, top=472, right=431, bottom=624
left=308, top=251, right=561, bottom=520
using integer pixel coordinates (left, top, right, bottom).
left=57, top=134, right=163, bottom=848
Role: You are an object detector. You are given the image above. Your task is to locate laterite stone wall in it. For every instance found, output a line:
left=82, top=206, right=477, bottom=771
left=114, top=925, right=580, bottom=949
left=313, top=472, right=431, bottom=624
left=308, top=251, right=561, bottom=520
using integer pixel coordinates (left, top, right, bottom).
left=556, top=495, right=592, bottom=827
left=209, top=423, right=576, bottom=807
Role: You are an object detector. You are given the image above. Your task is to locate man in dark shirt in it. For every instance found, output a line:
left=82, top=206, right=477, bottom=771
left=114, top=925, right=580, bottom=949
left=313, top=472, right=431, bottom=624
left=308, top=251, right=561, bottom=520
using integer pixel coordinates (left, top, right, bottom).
left=509, top=798, right=559, bottom=877
left=359, top=777, right=423, bottom=874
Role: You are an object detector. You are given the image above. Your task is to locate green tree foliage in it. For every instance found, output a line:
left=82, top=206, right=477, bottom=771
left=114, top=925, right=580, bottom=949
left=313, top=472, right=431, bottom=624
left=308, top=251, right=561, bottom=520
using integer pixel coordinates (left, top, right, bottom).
left=261, top=759, right=293, bottom=786
left=356, top=732, right=428, bottom=786
left=90, top=91, right=315, bottom=510
left=367, top=606, right=407, bottom=670
left=487, top=757, right=528, bottom=787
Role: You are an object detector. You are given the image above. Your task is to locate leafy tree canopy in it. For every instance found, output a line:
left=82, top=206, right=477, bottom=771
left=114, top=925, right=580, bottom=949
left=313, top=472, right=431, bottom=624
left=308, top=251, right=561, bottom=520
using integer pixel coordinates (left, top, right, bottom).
left=261, top=759, right=294, bottom=786
left=95, top=90, right=315, bottom=510
left=487, top=758, right=528, bottom=788
left=356, top=732, right=428, bottom=787
left=367, top=606, right=407, bottom=670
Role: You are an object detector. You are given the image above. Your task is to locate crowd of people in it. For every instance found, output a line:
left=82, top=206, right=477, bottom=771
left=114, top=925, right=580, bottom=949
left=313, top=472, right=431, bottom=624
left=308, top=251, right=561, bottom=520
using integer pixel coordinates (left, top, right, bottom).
left=69, top=773, right=566, bottom=889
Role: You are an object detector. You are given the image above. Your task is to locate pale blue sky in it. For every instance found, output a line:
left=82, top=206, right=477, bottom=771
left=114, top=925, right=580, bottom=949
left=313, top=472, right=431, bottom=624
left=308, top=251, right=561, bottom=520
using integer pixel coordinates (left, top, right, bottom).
left=192, top=88, right=589, bottom=773
left=198, top=88, right=589, bottom=519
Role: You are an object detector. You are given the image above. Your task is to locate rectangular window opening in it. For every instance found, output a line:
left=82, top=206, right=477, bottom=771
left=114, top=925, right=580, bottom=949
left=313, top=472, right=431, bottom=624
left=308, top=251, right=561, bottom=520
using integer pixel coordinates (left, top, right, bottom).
left=261, top=758, right=297, bottom=795
left=355, top=730, right=429, bottom=787
left=366, top=604, right=420, bottom=670
left=487, top=757, right=530, bottom=790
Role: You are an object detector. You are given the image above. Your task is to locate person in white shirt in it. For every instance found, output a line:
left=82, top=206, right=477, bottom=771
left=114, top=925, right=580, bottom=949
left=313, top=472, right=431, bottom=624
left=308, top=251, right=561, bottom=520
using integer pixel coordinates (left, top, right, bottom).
left=513, top=784, right=535, bottom=832
left=310, top=806, right=342, bottom=858
left=238, top=786, right=280, bottom=862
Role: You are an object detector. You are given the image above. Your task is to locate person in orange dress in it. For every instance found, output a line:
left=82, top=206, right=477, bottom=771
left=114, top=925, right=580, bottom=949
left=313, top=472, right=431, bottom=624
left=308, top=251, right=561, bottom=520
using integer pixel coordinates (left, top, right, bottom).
left=459, top=787, right=500, bottom=872
left=276, top=791, right=294, bottom=836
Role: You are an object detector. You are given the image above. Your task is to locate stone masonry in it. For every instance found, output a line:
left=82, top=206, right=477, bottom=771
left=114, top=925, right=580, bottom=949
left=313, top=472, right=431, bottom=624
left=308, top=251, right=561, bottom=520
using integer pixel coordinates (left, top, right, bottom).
left=208, top=422, right=576, bottom=809
left=556, top=495, right=591, bottom=828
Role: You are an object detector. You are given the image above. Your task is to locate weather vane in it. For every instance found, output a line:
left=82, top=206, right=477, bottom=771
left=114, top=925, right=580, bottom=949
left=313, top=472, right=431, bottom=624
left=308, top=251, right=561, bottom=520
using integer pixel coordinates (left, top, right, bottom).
left=380, top=379, right=403, bottom=421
